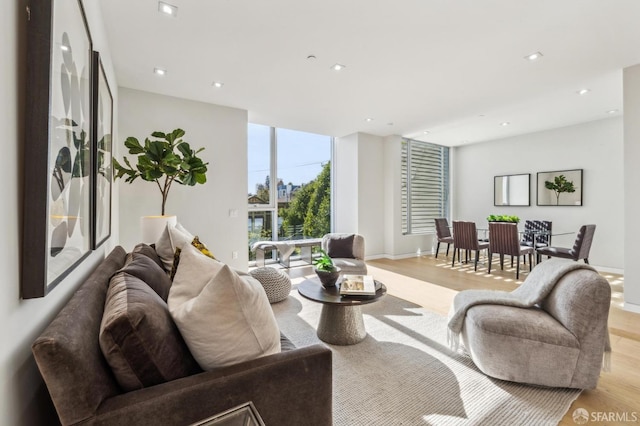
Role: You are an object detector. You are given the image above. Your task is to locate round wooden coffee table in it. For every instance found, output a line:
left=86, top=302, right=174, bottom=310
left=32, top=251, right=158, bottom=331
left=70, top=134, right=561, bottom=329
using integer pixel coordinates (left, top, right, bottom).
left=297, top=278, right=386, bottom=345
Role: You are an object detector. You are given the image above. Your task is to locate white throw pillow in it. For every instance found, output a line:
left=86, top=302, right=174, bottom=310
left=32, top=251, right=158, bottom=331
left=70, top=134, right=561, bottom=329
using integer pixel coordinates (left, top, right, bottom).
left=168, top=244, right=281, bottom=369
left=155, top=222, right=194, bottom=272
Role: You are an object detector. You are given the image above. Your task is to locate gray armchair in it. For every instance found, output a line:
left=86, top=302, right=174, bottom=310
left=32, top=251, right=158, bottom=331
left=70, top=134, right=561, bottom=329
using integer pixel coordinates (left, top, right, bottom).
left=321, top=233, right=367, bottom=275
left=457, top=260, right=611, bottom=389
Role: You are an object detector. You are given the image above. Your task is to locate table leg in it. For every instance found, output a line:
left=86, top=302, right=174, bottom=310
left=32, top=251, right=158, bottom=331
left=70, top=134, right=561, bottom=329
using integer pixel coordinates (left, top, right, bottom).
left=316, top=304, right=366, bottom=345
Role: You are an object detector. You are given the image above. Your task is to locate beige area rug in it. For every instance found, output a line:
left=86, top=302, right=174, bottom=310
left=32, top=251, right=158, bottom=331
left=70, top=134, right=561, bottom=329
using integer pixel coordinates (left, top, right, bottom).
left=271, top=283, right=581, bottom=426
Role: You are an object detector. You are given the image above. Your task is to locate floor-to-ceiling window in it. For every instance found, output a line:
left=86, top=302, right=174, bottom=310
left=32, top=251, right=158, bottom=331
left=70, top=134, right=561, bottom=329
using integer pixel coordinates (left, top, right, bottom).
left=248, top=124, right=332, bottom=263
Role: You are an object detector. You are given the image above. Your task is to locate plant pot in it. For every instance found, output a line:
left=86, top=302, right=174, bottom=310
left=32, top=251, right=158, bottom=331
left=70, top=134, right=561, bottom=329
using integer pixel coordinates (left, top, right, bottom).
left=141, top=215, right=177, bottom=244
left=315, top=267, right=341, bottom=288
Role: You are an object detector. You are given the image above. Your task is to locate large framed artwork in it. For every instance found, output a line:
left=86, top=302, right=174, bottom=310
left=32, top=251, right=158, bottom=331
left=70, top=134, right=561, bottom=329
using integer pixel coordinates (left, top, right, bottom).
left=92, top=51, right=113, bottom=249
left=23, top=0, right=93, bottom=298
left=537, top=169, right=583, bottom=206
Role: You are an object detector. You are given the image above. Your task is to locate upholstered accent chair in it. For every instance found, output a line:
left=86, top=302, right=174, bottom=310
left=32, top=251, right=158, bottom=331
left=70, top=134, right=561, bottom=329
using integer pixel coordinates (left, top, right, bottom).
left=434, top=218, right=454, bottom=259
left=488, top=222, right=534, bottom=279
left=321, top=233, right=367, bottom=275
left=451, top=221, right=489, bottom=271
left=537, top=224, right=596, bottom=264
left=521, top=220, right=552, bottom=263
left=457, top=260, right=611, bottom=389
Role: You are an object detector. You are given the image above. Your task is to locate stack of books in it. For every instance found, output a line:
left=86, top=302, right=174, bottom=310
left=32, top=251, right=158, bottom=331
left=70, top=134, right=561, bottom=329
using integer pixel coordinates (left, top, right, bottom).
left=339, top=275, right=376, bottom=296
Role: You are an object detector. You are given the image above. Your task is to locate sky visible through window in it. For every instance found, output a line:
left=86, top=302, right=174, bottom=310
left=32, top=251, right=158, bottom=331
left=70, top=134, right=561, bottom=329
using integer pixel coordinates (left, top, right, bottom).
left=248, top=124, right=331, bottom=194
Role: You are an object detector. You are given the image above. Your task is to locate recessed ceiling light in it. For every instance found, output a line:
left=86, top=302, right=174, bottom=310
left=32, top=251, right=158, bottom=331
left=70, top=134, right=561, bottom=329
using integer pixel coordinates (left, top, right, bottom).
left=365, top=118, right=374, bottom=122
left=577, top=88, right=591, bottom=95
left=500, top=122, right=510, bottom=126
left=60, top=45, right=70, bottom=52
left=524, top=51, right=543, bottom=61
left=154, top=67, right=166, bottom=76
left=307, top=54, right=317, bottom=60
left=607, top=109, right=619, bottom=114
left=158, top=1, right=178, bottom=16
left=331, top=63, right=346, bottom=71
left=423, top=130, right=430, bottom=134
left=212, top=81, right=224, bottom=88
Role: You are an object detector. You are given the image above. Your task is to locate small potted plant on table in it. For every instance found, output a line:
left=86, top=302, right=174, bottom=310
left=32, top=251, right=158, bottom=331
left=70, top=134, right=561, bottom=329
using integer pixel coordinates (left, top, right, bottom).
left=314, top=250, right=341, bottom=288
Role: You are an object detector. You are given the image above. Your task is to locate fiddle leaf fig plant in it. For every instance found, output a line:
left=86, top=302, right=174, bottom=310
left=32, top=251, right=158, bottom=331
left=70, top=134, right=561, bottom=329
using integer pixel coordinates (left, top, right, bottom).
left=544, top=175, right=576, bottom=205
left=113, top=128, right=208, bottom=215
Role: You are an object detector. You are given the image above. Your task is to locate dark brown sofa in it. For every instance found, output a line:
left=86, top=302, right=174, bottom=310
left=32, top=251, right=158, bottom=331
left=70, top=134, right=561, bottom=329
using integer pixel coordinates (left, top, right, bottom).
left=32, top=246, right=332, bottom=425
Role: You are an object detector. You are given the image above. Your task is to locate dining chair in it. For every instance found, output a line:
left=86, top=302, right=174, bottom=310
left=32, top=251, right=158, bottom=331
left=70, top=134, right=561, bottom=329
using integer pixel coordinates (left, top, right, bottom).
left=536, top=224, right=596, bottom=264
left=521, top=220, right=552, bottom=263
left=488, top=222, right=534, bottom=279
left=434, top=218, right=454, bottom=258
left=451, top=221, right=489, bottom=271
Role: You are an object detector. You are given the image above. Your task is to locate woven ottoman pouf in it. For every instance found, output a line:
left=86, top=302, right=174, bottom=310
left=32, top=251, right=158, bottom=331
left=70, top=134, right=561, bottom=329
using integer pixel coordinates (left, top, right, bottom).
left=249, top=267, right=292, bottom=303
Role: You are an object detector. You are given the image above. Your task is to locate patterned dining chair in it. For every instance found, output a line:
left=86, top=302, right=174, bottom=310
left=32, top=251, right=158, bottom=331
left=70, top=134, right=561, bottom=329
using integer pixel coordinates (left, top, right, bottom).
left=536, top=224, right=596, bottom=264
left=488, top=222, right=534, bottom=279
left=451, top=221, right=489, bottom=271
left=434, top=218, right=454, bottom=258
left=521, top=220, right=552, bottom=263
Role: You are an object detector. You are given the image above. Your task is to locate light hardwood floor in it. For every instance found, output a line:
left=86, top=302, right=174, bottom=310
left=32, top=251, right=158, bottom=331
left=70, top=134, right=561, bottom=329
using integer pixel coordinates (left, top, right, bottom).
left=288, top=253, right=640, bottom=424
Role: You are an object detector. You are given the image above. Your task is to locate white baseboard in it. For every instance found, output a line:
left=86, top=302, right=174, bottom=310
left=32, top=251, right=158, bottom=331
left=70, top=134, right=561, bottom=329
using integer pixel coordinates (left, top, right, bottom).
left=592, top=265, right=624, bottom=275
left=623, top=302, right=640, bottom=314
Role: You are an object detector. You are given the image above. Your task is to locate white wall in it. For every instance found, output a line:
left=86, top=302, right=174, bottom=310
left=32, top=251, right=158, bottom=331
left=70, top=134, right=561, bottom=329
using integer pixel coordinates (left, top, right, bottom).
left=1, top=2, right=118, bottom=424
left=624, top=64, right=640, bottom=312
left=334, top=133, right=386, bottom=257
left=334, top=133, right=359, bottom=232
left=454, top=117, right=624, bottom=271
left=118, top=88, right=249, bottom=270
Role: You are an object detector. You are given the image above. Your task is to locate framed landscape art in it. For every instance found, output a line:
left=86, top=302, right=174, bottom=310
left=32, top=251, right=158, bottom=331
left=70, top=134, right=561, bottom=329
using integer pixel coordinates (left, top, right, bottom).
left=536, top=169, right=583, bottom=206
left=23, top=0, right=93, bottom=298
left=92, top=51, right=113, bottom=248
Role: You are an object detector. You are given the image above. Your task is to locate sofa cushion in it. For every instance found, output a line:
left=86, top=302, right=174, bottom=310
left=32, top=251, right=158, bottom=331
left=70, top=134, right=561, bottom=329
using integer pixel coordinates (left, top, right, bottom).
left=119, top=254, right=172, bottom=301
left=99, top=272, right=201, bottom=392
left=326, top=234, right=355, bottom=259
left=168, top=244, right=281, bottom=370
left=131, top=243, right=164, bottom=269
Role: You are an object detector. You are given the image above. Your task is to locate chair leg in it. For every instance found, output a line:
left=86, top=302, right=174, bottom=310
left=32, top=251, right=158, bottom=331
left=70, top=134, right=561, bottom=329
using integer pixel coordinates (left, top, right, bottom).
left=435, top=242, right=441, bottom=258
left=529, top=253, right=532, bottom=271
left=584, top=258, right=589, bottom=264
left=516, top=261, right=520, bottom=280
left=511, top=255, right=514, bottom=268
left=446, top=244, right=450, bottom=257
left=474, top=250, right=479, bottom=271
left=488, top=252, right=493, bottom=274
left=452, top=247, right=457, bottom=267
left=499, top=254, right=504, bottom=270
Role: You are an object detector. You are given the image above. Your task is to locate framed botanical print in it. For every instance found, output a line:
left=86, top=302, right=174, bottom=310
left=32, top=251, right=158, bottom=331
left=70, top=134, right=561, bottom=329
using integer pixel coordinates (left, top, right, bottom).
left=537, top=169, right=583, bottom=206
left=23, top=0, right=93, bottom=298
left=92, top=51, right=113, bottom=249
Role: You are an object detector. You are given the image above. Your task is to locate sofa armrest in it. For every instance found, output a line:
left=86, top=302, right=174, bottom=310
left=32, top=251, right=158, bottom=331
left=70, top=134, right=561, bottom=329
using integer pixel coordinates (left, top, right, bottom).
left=92, top=344, right=332, bottom=426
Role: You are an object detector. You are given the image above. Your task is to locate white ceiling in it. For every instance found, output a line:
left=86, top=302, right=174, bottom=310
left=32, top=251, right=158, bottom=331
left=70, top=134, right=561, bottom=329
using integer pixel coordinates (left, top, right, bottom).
left=100, top=0, right=640, bottom=146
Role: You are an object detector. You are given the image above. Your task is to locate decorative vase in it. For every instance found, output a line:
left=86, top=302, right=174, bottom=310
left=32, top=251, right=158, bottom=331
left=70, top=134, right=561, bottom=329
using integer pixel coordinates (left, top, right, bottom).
left=315, top=267, right=341, bottom=288
left=140, top=215, right=177, bottom=244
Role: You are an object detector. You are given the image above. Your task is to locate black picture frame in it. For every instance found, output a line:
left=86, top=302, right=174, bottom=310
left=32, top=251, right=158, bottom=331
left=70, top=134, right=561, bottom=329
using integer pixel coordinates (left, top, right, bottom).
left=493, top=173, right=530, bottom=206
left=23, top=0, right=93, bottom=298
left=537, top=169, right=583, bottom=206
left=92, top=51, right=113, bottom=249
